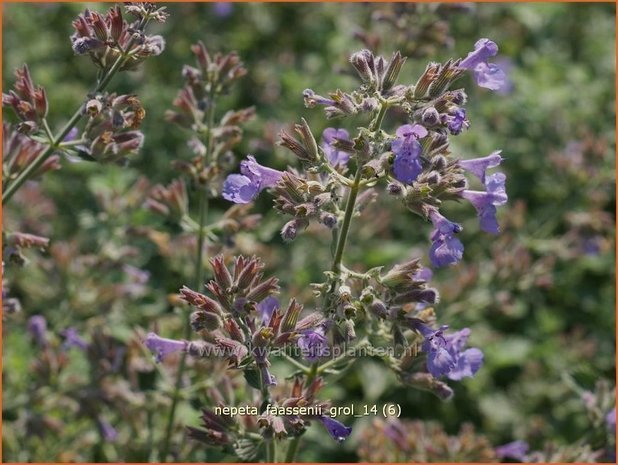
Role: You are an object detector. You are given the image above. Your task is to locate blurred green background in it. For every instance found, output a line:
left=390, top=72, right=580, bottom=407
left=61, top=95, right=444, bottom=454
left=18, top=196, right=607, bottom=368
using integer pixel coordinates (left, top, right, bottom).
left=2, top=2, right=616, bottom=462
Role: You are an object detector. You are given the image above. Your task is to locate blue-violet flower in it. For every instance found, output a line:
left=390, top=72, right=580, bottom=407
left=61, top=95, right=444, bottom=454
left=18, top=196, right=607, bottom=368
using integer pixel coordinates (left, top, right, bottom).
left=460, top=172, right=507, bottom=234
left=318, top=416, right=352, bottom=443
left=321, top=128, right=351, bottom=167
left=459, top=38, right=506, bottom=91
left=297, top=324, right=329, bottom=362
left=144, top=332, right=187, bottom=363
left=61, top=327, right=88, bottom=351
left=391, top=124, right=428, bottom=184
left=223, top=155, right=283, bottom=204
left=27, top=315, right=47, bottom=347
left=417, top=324, right=484, bottom=380
left=428, top=209, right=464, bottom=268
left=257, top=296, right=279, bottom=326
left=458, top=150, right=503, bottom=183
left=495, top=440, right=529, bottom=461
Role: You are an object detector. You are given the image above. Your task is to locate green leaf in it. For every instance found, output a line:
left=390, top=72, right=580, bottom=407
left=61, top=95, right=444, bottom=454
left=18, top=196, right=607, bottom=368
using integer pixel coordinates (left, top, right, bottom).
left=244, top=369, right=262, bottom=390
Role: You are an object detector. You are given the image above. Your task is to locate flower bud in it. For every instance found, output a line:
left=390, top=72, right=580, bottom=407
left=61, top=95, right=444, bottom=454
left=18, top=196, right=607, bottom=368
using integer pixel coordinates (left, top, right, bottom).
left=450, top=89, right=467, bottom=105
left=191, top=310, right=222, bottom=331
left=387, top=182, right=404, bottom=196
left=431, top=155, right=448, bottom=171
left=421, top=107, right=440, bottom=126
left=402, top=372, right=454, bottom=400
left=341, top=319, right=356, bottom=341
left=424, top=171, right=442, bottom=185
left=360, top=287, right=375, bottom=304
left=281, top=218, right=308, bottom=242
left=368, top=299, right=388, bottom=319
left=319, top=212, right=337, bottom=229
left=382, top=51, right=406, bottom=92
left=350, top=49, right=376, bottom=84
left=245, top=276, right=279, bottom=303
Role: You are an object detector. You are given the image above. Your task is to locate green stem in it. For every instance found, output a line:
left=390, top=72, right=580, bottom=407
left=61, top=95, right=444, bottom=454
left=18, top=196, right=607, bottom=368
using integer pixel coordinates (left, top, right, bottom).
left=316, top=338, right=369, bottom=374
left=266, top=439, right=275, bottom=463
left=331, top=166, right=363, bottom=276
left=371, top=99, right=388, bottom=132
left=159, top=90, right=217, bottom=462
left=284, top=435, right=301, bottom=463
left=2, top=17, right=149, bottom=205
left=286, top=102, right=389, bottom=462
left=281, top=353, right=310, bottom=374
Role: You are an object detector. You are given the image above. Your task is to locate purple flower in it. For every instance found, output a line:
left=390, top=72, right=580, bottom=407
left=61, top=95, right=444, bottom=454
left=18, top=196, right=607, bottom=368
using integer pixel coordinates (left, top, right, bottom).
left=63, top=127, right=79, bottom=142
left=222, top=155, right=283, bottom=204
left=61, top=327, right=88, bottom=351
left=446, top=108, right=469, bottom=135
left=27, top=315, right=47, bottom=347
left=495, top=440, right=529, bottom=461
left=428, top=209, right=464, bottom=268
left=383, top=419, right=409, bottom=450
left=257, top=296, right=279, bottom=326
left=297, top=325, right=329, bottom=362
left=458, top=150, right=503, bottom=183
left=391, top=124, right=428, bottom=184
left=607, top=409, right=616, bottom=434
left=460, top=172, right=507, bottom=234
left=212, top=2, right=233, bottom=17
left=321, top=128, right=350, bottom=167
left=318, top=416, right=352, bottom=443
left=221, top=174, right=259, bottom=204
left=97, top=418, right=118, bottom=442
left=303, top=88, right=336, bottom=107
left=417, top=323, right=484, bottom=380
left=459, top=38, right=506, bottom=91
left=494, top=58, right=515, bottom=95
left=144, top=332, right=186, bottom=363
left=412, top=267, right=433, bottom=282
left=260, top=365, right=277, bottom=387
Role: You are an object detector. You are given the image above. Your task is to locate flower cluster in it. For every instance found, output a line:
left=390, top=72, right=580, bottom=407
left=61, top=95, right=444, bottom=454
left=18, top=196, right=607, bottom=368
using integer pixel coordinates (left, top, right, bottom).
left=145, top=178, right=189, bottom=221
left=3, top=231, right=51, bottom=266
left=71, top=4, right=166, bottom=71
left=165, top=42, right=254, bottom=196
left=70, top=93, right=145, bottom=163
left=146, top=255, right=332, bottom=376
left=2, top=124, right=60, bottom=187
left=2, top=65, right=48, bottom=134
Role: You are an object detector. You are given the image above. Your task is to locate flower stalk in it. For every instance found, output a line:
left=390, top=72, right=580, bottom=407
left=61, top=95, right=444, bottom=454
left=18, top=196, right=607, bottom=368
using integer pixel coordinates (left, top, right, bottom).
left=159, top=89, right=217, bottom=462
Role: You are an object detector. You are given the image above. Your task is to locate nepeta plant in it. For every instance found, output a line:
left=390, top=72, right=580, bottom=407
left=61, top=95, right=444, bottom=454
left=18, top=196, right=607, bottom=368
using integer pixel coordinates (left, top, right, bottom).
left=2, top=3, right=167, bottom=460
left=2, top=3, right=166, bottom=298
left=144, top=38, right=510, bottom=461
